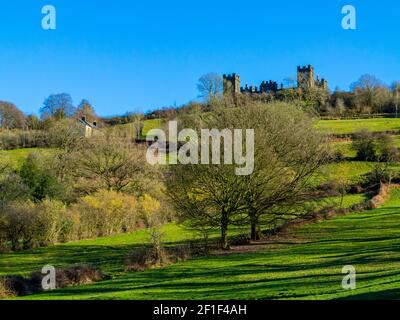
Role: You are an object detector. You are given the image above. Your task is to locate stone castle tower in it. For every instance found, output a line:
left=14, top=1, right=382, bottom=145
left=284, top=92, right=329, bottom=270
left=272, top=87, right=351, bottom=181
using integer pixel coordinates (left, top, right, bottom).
left=297, top=65, right=328, bottom=90
left=223, top=73, right=241, bottom=95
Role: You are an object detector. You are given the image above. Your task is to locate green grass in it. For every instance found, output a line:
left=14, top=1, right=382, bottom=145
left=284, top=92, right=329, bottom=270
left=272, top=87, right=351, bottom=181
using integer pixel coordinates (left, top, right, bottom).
left=331, top=140, right=357, bottom=158
left=317, top=118, right=400, bottom=135
left=0, top=193, right=370, bottom=300
left=0, top=224, right=194, bottom=277
left=17, top=189, right=400, bottom=300
left=0, top=223, right=253, bottom=278
left=0, top=193, right=365, bottom=280
left=318, top=194, right=367, bottom=209
left=0, top=148, right=54, bottom=169
left=312, top=161, right=375, bottom=187
left=142, top=119, right=162, bottom=137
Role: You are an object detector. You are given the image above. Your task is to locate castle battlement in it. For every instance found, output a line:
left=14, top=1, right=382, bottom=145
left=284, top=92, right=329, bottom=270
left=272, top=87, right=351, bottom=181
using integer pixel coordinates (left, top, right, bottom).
left=223, top=73, right=240, bottom=81
left=297, top=65, right=314, bottom=73
left=223, top=65, right=328, bottom=97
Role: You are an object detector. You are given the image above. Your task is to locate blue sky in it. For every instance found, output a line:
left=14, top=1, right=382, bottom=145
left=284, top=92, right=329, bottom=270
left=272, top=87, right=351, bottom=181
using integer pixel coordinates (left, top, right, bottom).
left=0, top=0, right=399, bottom=116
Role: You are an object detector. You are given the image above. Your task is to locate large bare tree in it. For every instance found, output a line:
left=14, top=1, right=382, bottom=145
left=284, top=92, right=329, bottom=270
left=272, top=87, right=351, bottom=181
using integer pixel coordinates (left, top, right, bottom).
left=235, top=103, right=329, bottom=240
left=197, top=73, right=223, bottom=102
left=166, top=102, right=329, bottom=248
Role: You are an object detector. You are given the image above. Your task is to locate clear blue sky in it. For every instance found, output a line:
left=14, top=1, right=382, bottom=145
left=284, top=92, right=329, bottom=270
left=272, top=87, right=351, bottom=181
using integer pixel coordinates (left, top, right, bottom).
left=0, top=0, right=399, bottom=116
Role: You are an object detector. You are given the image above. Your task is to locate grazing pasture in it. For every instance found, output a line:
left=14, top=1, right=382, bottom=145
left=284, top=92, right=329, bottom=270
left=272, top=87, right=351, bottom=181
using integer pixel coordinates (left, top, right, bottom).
left=18, top=190, right=400, bottom=300
left=317, top=118, right=400, bottom=135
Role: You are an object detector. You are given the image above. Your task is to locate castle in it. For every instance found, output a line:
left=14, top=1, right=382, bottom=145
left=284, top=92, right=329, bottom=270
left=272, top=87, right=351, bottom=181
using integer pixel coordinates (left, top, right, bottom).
left=223, top=65, right=328, bottom=96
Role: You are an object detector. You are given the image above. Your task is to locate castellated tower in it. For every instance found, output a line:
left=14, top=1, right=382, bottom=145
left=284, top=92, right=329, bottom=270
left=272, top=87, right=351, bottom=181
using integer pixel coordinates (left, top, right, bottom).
left=297, top=65, right=328, bottom=90
left=297, top=65, right=315, bottom=89
left=223, top=73, right=241, bottom=95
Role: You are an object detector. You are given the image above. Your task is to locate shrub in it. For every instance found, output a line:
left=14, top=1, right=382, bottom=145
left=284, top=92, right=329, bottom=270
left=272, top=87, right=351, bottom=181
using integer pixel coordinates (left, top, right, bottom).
left=352, top=131, right=399, bottom=162
left=29, top=264, right=107, bottom=290
left=332, top=150, right=346, bottom=162
left=0, top=199, right=69, bottom=251
left=125, top=246, right=154, bottom=271
left=365, top=163, right=397, bottom=185
left=0, top=130, right=46, bottom=150
left=0, top=277, right=14, bottom=299
left=34, top=199, right=68, bottom=246
left=1, top=264, right=107, bottom=297
left=171, top=244, right=191, bottom=261
left=0, top=167, right=28, bottom=211
left=19, top=154, right=63, bottom=202
left=230, top=234, right=251, bottom=246
left=125, top=245, right=169, bottom=272
left=2, top=201, right=37, bottom=250
left=45, top=118, right=85, bottom=150
left=375, top=133, right=399, bottom=162
left=139, top=194, right=162, bottom=226
left=72, top=190, right=141, bottom=238
left=55, top=264, right=107, bottom=287
left=352, top=130, right=377, bottom=161
left=57, top=209, right=79, bottom=243
left=138, top=194, right=168, bottom=264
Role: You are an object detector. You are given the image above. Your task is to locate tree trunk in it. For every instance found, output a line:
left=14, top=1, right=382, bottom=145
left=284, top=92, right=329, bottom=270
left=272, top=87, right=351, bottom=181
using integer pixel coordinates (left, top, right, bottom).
left=220, top=212, right=229, bottom=250
left=250, top=210, right=261, bottom=241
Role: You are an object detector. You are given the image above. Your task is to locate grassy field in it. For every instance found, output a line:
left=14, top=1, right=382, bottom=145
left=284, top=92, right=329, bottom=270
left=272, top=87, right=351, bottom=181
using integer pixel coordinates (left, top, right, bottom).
left=142, top=118, right=400, bottom=137
left=1, top=222, right=264, bottom=277
left=113, top=117, right=400, bottom=138
left=142, top=119, right=162, bottom=137
left=317, top=118, right=400, bottom=135
left=142, top=118, right=400, bottom=136
left=140, top=118, right=400, bottom=138
left=332, top=140, right=357, bottom=158
left=0, top=224, right=194, bottom=277
left=14, top=190, right=400, bottom=300
left=0, top=148, right=52, bottom=169
left=312, top=161, right=376, bottom=187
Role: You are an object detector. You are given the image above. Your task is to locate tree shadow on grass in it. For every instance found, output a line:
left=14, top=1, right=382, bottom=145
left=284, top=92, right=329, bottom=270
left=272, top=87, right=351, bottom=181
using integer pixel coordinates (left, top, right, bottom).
left=23, top=243, right=400, bottom=300
left=11, top=194, right=400, bottom=300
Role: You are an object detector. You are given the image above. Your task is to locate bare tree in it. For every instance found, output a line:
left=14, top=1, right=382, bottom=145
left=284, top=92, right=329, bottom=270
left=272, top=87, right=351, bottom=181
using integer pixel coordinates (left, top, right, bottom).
left=132, top=113, right=145, bottom=139
left=75, top=137, right=148, bottom=193
left=228, top=103, right=329, bottom=240
left=0, top=101, right=25, bottom=129
left=166, top=102, right=329, bottom=246
left=167, top=163, right=247, bottom=250
left=40, top=93, right=76, bottom=120
left=350, top=75, right=389, bottom=114
left=197, top=73, right=223, bottom=101
left=350, top=74, right=384, bottom=91
left=391, top=81, right=400, bottom=117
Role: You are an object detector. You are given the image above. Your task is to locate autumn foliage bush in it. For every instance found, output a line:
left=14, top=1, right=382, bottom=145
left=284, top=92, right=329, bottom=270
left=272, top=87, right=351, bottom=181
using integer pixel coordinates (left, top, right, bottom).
left=0, top=190, right=161, bottom=252
left=72, top=190, right=144, bottom=238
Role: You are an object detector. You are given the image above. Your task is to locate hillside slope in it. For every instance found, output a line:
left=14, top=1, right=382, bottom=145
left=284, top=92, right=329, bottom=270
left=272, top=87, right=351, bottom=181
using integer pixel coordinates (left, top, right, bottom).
left=21, top=190, right=400, bottom=300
